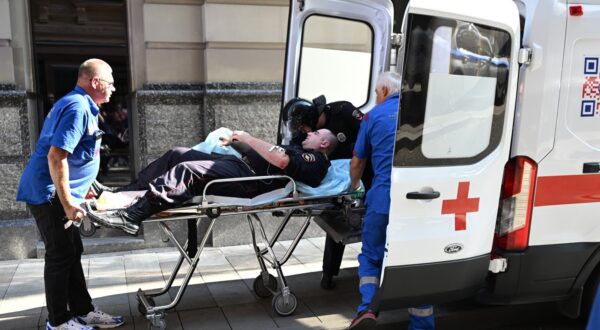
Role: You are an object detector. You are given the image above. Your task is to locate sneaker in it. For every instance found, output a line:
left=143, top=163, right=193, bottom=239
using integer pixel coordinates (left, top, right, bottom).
left=77, top=308, right=125, bottom=329
left=88, top=209, right=140, bottom=236
left=46, top=318, right=94, bottom=330
left=349, top=310, right=377, bottom=329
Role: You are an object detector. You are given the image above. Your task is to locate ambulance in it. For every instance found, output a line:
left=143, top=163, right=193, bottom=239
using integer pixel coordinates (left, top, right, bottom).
left=279, top=0, right=600, bottom=318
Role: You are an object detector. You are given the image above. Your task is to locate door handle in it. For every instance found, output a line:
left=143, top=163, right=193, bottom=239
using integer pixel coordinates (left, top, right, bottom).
left=406, top=191, right=440, bottom=200
left=583, top=162, right=600, bottom=173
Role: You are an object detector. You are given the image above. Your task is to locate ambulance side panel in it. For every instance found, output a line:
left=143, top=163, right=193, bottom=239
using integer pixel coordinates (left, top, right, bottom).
left=484, top=1, right=600, bottom=311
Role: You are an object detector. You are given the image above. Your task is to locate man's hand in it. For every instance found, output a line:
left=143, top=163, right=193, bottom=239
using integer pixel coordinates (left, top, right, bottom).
left=351, top=185, right=365, bottom=199
left=231, top=130, right=252, bottom=143
left=219, top=135, right=232, bottom=146
left=64, top=203, right=87, bottom=223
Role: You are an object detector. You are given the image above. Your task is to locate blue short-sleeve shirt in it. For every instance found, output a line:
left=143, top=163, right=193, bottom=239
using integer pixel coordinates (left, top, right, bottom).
left=353, top=93, right=399, bottom=214
left=17, top=86, right=101, bottom=205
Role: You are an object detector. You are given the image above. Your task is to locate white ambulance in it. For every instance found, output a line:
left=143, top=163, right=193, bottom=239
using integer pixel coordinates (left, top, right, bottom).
left=280, top=0, right=600, bottom=318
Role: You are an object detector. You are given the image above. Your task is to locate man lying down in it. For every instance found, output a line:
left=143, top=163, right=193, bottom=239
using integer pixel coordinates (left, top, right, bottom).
left=88, top=129, right=338, bottom=236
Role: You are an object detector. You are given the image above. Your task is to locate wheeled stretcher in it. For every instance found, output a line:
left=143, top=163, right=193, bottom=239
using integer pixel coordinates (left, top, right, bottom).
left=84, top=175, right=362, bottom=330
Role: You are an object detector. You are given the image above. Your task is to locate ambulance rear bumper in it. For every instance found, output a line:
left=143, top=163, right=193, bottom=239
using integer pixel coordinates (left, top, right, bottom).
left=373, top=254, right=490, bottom=310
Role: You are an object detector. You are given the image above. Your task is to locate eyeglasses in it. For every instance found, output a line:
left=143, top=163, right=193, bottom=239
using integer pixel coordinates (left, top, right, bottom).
left=91, top=78, right=115, bottom=87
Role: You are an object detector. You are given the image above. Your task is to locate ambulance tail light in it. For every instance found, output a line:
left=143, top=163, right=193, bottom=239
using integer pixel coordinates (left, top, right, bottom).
left=494, top=156, right=537, bottom=252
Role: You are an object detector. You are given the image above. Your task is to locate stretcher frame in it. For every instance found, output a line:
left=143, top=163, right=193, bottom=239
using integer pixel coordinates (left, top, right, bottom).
left=86, top=175, right=358, bottom=330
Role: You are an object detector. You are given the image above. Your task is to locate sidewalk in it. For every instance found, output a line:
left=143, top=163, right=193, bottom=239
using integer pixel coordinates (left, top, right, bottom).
left=0, top=237, right=410, bottom=330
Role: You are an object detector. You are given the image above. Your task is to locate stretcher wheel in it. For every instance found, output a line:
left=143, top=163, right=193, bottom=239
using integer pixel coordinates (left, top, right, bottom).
left=206, top=207, right=221, bottom=219
left=79, top=218, right=97, bottom=237
left=147, top=314, right=166, bottom=330
left=272, top=291, right=297, bottom=316
left=137, top=296, right=155, bottom=315
left=253, top=274, right=277, bottom=298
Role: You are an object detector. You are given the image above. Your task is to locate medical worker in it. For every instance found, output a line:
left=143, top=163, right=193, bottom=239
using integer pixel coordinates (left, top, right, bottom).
left=16, top=59, right=125, bottom=330
left=348, top=71, right=435, bottom=330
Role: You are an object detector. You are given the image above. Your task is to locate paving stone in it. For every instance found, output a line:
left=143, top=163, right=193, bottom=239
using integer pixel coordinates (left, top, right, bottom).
left=0, top=263, right=18, bottom=284
left=0, top=310, right=41, bottom=330
left=169, top=283, right=217, bottom=311
left=179, top=307, right=230, bottom=330
left=207, top=280, right=257, bottom=307
left=221, top=303, right=277, bottom=330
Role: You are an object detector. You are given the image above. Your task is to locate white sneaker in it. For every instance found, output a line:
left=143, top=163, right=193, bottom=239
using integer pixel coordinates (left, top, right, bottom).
left=76, top=307, right=125, bottom=329
left=46, top=318, right=94, bottom=330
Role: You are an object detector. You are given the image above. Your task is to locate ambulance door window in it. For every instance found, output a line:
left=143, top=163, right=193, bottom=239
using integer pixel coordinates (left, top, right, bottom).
left=297, top=15, right=373, bottom=106
left=395, top=15, right=511, bottom=166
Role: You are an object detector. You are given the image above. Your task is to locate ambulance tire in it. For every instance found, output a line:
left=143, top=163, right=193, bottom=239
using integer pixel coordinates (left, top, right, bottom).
left=580, top=266, right=600, bottom=322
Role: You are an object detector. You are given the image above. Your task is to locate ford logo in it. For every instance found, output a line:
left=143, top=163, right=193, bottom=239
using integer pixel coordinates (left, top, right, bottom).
left=444, top=243, right=463, bottom=254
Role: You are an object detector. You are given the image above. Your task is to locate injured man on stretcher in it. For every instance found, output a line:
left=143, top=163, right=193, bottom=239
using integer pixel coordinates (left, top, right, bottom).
left=88, top=128, right=338, bottom=235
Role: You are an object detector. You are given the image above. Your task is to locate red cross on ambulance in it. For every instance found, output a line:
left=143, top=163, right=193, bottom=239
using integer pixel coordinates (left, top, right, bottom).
left=441, top=181, right=480, bottom=231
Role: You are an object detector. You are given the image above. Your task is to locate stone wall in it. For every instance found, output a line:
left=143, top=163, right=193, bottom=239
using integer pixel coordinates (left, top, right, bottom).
left=0, top=83, right=39, bottom=260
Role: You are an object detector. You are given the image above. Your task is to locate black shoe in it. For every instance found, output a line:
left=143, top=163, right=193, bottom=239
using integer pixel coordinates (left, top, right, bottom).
left=91, top=180, right=116, bottom=197
left=88, top=209, right=140, bottom=236
left=320, top=273, right=335, bottom=290
left=349, top=310, right=377, bottom=329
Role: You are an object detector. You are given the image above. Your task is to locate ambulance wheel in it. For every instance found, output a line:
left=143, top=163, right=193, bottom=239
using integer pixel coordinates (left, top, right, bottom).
left=253, top=274, right=277, bottom=298
left=137, top=297, right=155, bottom=315
left=79, top=218, right=97, bottom=237
left=272, top=292, right=297, bottom=316
left=206, top=207, right=221, bottom=219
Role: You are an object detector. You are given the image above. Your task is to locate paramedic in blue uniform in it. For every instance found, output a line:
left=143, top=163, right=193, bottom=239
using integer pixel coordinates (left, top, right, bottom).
left=89, top=129, right=338, bottom=236
left=16, top=59, right=125, bottom=330
left=286, top=96, right=372, bottom=289
left=348, top=71, right=435, bottom=329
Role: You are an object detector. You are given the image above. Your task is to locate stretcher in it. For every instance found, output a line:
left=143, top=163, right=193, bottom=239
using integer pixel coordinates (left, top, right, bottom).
left=84, top=175, right=362, bottom=330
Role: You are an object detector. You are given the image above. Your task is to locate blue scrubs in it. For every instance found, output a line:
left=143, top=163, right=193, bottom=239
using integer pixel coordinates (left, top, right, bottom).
left=17, top=86, right=101, bottom=205
left=353, top=93, right=434, bottom=329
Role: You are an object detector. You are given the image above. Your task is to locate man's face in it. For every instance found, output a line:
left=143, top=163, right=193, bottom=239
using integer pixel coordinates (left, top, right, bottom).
left=301, top=129, right=328, bottom=150
left=375, top=86, right=387, bottom=104
left=91, top=67, right=116, bottom=105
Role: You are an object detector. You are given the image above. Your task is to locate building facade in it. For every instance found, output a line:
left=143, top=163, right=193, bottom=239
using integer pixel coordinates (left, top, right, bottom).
left=0, top=0, right=304, bottom=260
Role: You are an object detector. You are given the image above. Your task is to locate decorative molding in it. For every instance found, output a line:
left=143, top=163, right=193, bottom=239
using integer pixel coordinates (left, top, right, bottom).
left=205, top=41, right=285, bottom=50
left=205, top=0, right=288, bottom=6
left=144, top=0, right=287, bottom=5
left=146, top=42, right=206, bottom=50
left=145, top=0, right=205, bottom=5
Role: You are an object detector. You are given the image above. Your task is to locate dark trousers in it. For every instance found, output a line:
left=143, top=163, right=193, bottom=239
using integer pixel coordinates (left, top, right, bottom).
left=124, top=147, right=213, bottom=191
left=143, top=151, right=261, bottom=206
left=28, top=196, right=93, bottom=326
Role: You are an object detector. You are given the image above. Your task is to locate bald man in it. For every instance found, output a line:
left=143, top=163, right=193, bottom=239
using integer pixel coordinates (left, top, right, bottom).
left=17, top=59, right=125, bottom=330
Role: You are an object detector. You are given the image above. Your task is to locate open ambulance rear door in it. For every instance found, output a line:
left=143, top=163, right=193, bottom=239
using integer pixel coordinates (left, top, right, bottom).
left=278, top=0, right=393, bottom=144
left=376, top=0, right=521, bottom=309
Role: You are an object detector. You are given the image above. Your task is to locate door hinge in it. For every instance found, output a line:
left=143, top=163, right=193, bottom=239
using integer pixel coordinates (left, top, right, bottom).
left=489, top=258, right=507, bottom=273
left=518, top=47, right=532, bottom=65
left=391, top=33, right=403, bottom=47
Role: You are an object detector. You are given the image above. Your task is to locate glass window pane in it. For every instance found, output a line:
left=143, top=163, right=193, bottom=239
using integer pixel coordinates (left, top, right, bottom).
left=298, top=15, right=372, bottom=106
left=394, top=14, right=511, bottom=167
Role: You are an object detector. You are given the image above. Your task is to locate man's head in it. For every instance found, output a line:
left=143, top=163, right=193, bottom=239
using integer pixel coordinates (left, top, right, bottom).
left=375, top=71, right=401, bottom=104
left=77, top=58, right=115, bottom=105
left=301, top=128, right=338, bottom=156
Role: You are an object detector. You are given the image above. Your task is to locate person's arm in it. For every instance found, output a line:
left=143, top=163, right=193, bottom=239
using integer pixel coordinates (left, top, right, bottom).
left=350, top=156, right=367, bottom=190
left=219, top=134, right=254, bottom=154
left=232, top=131, right=290, bottom=169
left=48, top=146, right=86, bottom=222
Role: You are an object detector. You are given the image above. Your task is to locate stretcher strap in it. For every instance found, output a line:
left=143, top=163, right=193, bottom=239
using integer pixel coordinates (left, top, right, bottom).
left=187, top=219, right=198, bottom=258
